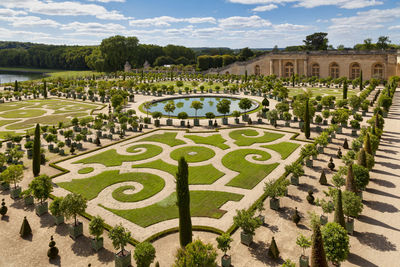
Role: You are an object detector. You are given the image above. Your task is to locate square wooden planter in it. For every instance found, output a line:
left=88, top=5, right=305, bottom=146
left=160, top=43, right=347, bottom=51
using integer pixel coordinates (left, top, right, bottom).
left=10, top=187, right=21, bottom=199
left=115, top=250, right=131, bottom=267
left=91, top=237, right=104, bottom=252
left=53, top=215, right=64, bottom=225
left=35, top=202, right=48, bottom=216
left=240, top=231, right=253, bottom=246
left=269, top=198, right=280, bottom=210
left=69, top=222, right=83, bottom=240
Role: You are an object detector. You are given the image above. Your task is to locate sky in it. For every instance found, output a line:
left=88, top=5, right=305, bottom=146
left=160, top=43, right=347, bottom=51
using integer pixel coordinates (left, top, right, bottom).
left=0, top=0, right=399, bottom=48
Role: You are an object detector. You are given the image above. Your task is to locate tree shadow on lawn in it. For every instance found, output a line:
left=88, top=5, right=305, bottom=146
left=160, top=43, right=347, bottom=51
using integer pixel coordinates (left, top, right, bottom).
left=354, top=231, right=397, bottom=252
left=346, top=253, right=378, bottom=267
left=249, top=241, right=284, bottom=266
left=358, top=214, right=400, bottom=232
left=366, top=188, right=400, bottom=200
left=363, top=200, right=399, bottom=213
left=369, top=178, right=396, bottom=188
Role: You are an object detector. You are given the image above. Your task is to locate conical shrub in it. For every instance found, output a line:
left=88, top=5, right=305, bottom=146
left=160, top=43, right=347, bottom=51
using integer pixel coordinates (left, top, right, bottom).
left=334, top=189, right=346, bottom=228
left=268, top=236, right=280, bottom=259
left=292, top=207, right=301, bottom=225
left=20, top=216, right=32, bottom=237
left=343, top=139, right=349, bottom=149
left=310, top=223, right=328, bottom=267
left=357, top=148, right=367, bottom=168
left=319, top=170, right=328, bottom=185
left=364, top=133, right=372, bottom=154
left=346, top=164, right=356, bottom=193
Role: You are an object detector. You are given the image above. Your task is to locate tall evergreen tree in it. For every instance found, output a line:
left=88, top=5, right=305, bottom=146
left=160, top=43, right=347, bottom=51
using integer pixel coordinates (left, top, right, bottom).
left=32, top=123, right=41, bottom=177
left=310, top=220, right=328, bottom=267
left=292, top=73, right=295, bottom=87
left=176, top=157, right=192, bottom=247
left=343, top=80, right=348, bottom=100
left=359, top=70, right=363, bottom=91
left=345, top=164, right=356, bottom=193
left=357, top=148, right=367, bottom=168
left=304, top=98, right=311, bottom=139
left=14, top=80, right=18, bottom=92
left=43, top=80, right=48, bottom=99
left=364, top=133, right=372, bottom=154
left=334, top=189, right=346, bottom=228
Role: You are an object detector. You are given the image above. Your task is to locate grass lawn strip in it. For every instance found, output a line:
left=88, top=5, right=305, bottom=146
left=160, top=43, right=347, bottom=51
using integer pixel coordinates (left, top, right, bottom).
left=0, top=102, right=35, bottom=112
left=229, top=129, right=284, bottom=146
left=102, top=190, right=243, bottom=227
left=222, top=149, right=279, bottom=189
left=0, top=120, right=20, bottom=127
left=137, top=132, right=185, bottom=147
left=184, top=134, right=229, bottom=150
left=132, top=159, right=224, bottom=185
left=170, top=146, right=215, bottom=163
left=74, top=144, right=162, bottom=167
left=57, top=170, right=165, bottom=202
left=261, top=142, right=300, bottom=160
left=77, top=167, right=94, bottom=174
left=0, top=109, right=47, bottom=118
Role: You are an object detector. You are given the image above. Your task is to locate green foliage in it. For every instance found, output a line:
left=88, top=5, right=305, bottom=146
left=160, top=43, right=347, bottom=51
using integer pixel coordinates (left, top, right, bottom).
left=108, top=223, right=131, bottom=254
left=216, top=99, right=231, bottom=117
left=345, top=164, right=356, bottom=193
left=89, top=215, right=105, bottom=240
left=184, top=134, right=229, bottom=150
left=33, top=123, right=41, bottom=177
left=292, top=207, right=301, bottom=225
left=352, top=164, right=370, bottom=191
left=304, top=98, right=311, bottom=138
left=233, top=209, right=261, bottom=235
left=176, top=157, right=192, bottom=248
left=170, top=146, right=215, bottom=163
left=285, top=162, right=304, bottom=178
left=238, top=98, right=253, bottom=113
left=310, top=220, right=328, bottom=267
left=139, top=132, right=185, bottom=147
left=229, top=129, right=283, bottom=146
left=134, top=242, right=156, bottom=267
left=321, top=222, right=350, bottom=264
left=29, top=174, right=53, bottom=204
left=282, top=259, right=296, bottom=267
left=342, top=191, right=363, bottom=219
left=264, top=180, right=287, bottom=199
left=303, top=32, right=328, bottom=50
left=1, top=164, right=23, bottom=188
left=262, top=142, right=300, bottom=160
left=216, top=233, right=233, bottom=255
left=49, top=197, right=64, bottom=217
left=333, top=190, right=346, bottom=228
left=319, top=170, right=328, bottom=185
left=174, top=239, right=217, bottom=267
left=61, top=193, right=87, bottom=225
left=47, top=236, right=59, bottom=259
left=296, top=234, right=311, bottom=256
left=190, top=101, right=203, bottom=117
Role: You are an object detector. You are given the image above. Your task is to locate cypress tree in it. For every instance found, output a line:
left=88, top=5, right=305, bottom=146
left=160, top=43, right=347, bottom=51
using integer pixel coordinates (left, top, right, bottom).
left=304, top=98, right=311, bottom=139
left=364, top=133, right=372, bottom=155
left=32, top=123, right=41, bottom=177
left=310, top=222, right=328, bottom=267
left=20, top=216, right=32, bottom=237
left=43, top=80, right=48, bottom=99
left=334, top=189, right=346, bottom=228
left=292, top=73, right=295, bottom=87
left=345, top=164, right=356, bottom=193
left=359, top=70, right=363, bottom=91
left=14, top=80, right=18, bottom=92
left=268, top=237, right=280, bottom=259
left=357, top=148, right=367, bottom=168
left=343, top=79, right=348, bottom=100
left=176, top=157, right=192, bottom=247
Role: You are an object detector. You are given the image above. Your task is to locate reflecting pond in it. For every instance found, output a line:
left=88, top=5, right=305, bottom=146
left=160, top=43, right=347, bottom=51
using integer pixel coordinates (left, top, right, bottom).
left=147, top=96, right=259, bottom=117
left=0, top=71, right=45, bottom=84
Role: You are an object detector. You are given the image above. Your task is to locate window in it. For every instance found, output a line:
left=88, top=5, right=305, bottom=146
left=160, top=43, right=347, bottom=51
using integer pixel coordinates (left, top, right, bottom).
left=329, top=63, right=339, bottom=78
left=254, top=65, right=261, bottom=75
left=284, top=62, right=294, bottom=77
left=311, top=63, right=320, bottom=77
left=373, top=63, right=383, bottom=79
left=350, top=63, right=361, bottom=79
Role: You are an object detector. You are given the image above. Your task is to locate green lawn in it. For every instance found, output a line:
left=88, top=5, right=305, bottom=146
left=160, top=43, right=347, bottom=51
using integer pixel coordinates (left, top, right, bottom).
left=58, top=170, right=165, bottom=202
left=132, top=159, right=224, bottom=185
left=170, top=146, right=215, bottom=163
left=261, top=142, right=301, bottom=159
left=102, top=190, right=243, bottom=227
left=77, top=167, right=94, bottom=174
left=184, top=134, right=229, bottom=150
left=222, top=149, right=279, bottom=189
left=74, top=144, right=163, bottom=167
left=229, top=129, right=284, bottom=146
left=137, top=132, right=186, bottom=147
left=0, top=102, right=35, bottom=112
left=0, top=109, right=46, bottom=118
left=0, top=120, right=19, bottom=127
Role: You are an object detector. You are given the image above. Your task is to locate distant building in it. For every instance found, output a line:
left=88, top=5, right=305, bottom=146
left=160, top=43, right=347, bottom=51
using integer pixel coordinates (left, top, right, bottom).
left=207, top=50, right=400, bottom=80
left=124, top=61, right=132, bottom=72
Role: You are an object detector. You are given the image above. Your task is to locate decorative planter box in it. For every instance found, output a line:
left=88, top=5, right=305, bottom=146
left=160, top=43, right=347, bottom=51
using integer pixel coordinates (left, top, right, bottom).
left=91, top=237, right=104, bottom=252
left=154, top=120, right=160, bottom=127
left=346, top=218, right=354, bottom=235
left=115, top=250, right=131, bottom=267
left=269, top=198, right=280, bottom=210
left=320, top=215, right=328, bottom=225
left=194, top=119, right=200, bottom=126
left=306, top=159, right=313, bottom=168
left=234, top=118, right=240, bottom=124
left=53, top=215, right=64, bottom=225
left=35, top=202, right=48, bottom=216
left=69, top=222, right=83, bottom=240
left=299, top=255, right=309, bottom=267
left=240, top=231, right=253, bottom=246
left=10, top=186, right=21, bottom=199
left=208, top=120, right=213, bottom=126
left=24, top=196, right=34, bottom=206
left=180, top=121, right=185, bottom=127
left=290, top=175, right=299, bottom=186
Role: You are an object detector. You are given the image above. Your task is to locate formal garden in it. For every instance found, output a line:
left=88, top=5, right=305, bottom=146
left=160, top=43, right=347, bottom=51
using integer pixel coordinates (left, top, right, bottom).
left=0, top=71, right=398, bottom=266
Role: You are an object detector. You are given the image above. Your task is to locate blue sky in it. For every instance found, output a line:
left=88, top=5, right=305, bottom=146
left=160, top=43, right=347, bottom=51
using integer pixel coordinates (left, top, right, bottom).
left=0, top=0, right=399, bottom=48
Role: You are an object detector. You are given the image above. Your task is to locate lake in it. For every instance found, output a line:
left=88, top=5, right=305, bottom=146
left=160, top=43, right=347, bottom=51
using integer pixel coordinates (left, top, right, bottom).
left=0, top=71, right=45, bottom=84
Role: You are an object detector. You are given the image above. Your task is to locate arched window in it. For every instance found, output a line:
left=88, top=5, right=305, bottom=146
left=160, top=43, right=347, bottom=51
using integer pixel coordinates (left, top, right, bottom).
left=254, top=65, right=261, bottom=75
left=311, top=63, right=320, bottom=77
left=373, top=63, right=383, bottom=79
left=350, top=63, right=361, bottom=79
left=329, top=63, right=339, bottom=78
left=284, top=62, right=294, bottom=77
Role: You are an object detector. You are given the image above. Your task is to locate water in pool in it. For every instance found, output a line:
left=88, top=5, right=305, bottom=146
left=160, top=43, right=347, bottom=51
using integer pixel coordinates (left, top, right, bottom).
left=0, top=71, right=45, bottom=84
left=147, top=96, right=258, bottom=117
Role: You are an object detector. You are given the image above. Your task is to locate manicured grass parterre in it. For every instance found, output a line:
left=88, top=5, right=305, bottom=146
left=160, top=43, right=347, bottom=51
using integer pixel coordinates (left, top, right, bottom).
left=0, top=120, right=19, bottom=127
left=132, top=159, right=224, bottom=185
left=74, top=144, right=163, bottom=167
left=77, top=167, right=94, bottom=174
left=0, top=109, right=47, bottom=118
left=137, top=132, right=186, bottom=147
left=262, top=142, right=301, bottom=160
left=112, top=185, right=137, bottom=202
left=102, top=190, right=243, bottom=227
left=58, top=170, right=165, bottom=202
left=222, top=149, right=279, bottom=189
left=229, top=129, right=284, bottom=146
left=6, top=113, right=87, bottom=130
left=184, top=134, right=229, bottom=150
left=170, top=146, right=215, bottom=163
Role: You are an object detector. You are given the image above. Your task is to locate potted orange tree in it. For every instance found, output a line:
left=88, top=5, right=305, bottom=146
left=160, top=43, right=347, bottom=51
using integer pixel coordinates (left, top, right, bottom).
left=216, top=233, right=233, bottom=267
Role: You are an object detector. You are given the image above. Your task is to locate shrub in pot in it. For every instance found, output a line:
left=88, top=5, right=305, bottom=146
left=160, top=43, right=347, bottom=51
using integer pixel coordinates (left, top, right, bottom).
left=264, top=180, right=287, bottom=210
left=205, top=112, right=215, bottom=126
left=232, top=110, right=241, bottom=124
left=296, top=234, right=311, bottom=267
left=109, top=223, right=132, bottom=267
left=133, top=242, right=156, bottom=267
left=61, top=193, right=87, bottom=240
left=2, top=164, right=23, bottom=199
left=29, top=174, right=53, bottom=216
left=317, top=198, right=334, bottom=225
left=342, top=191, right=363, bottom=235
left=49, top=197, right=64, bottom=225
left=175, top=239, right=217, bottom=266
left=233, top=209, right=262, bottom=246
left=89, top=215, right=105, bottom=251
left=255, top=201, right=265, bottom=224
left=177, top=112, right=188, bottom=127
left=285, top=162, right=304, bottom=186
left=216, top=233, right=233, bottom=267
left=321, top=222, right=350, bottom=266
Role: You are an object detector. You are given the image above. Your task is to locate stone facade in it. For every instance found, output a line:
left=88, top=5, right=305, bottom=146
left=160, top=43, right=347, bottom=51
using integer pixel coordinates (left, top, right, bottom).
left=208, top=50, right=400, bottom=80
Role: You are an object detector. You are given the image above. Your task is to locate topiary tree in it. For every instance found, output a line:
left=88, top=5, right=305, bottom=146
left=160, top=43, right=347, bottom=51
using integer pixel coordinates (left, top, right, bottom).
left=190, top=101, right=203, bottom=118
left=216, top=99, right=231, bottom=118
left=134, top=242, right=156, bottom=267
left=20, top=216, right=32, bottom=237
left=29, top=174, right=53, bottom=204
left=304, top=98, right=311, bottom=138
left=321, top=222, right=349, bottom=265
left=292, top=207, right=301, bottom=225
left=49, top=197, right=64, bottom=218
left=285, top=162, right=304, bottom=178
left=233, top=209, right=261, bottom=237
left=342, top=190, right=363, bottom=219
left=0, top=199, right=8, bottom=216
left=176, top=157, right=192, bottom=248
left=353, top=164, right=370, bottom=191
left=364, top=132, right=372, bottom=155
left=109, top=223, right=131, bottom=256
left=47, top=236, right=59, bottom=259
left=319, top=170, right=328, bottom=185
left=239, top=98, right=253, bottom=115
left=333, top=189, right=346, bottom=228
left=345, top=164, right=356, bottom=193
left=310, top=214, right=328, bottom=267
left=216, top=233, right=233, bottom=258
left=268, top=236, right=280, bottom=259
left=296, top=234, right=311, bottom=257
left=175, top=239, right=217, bottom=267
left=32, top=123, right=41, bottom=177
left=61, top=193, right=87, bottom=226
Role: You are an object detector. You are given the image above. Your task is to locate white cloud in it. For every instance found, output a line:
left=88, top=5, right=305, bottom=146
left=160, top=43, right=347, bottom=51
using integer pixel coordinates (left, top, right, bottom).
left=0, top=0, right=128, bottom=20
left=0, top=8, right=27, bottom=16
left=252, top=4, right=278, bottom=12
left=62, top=22, right=125, bottom=33
left=227, top=0, right=383, bottom=9
left=218, top=15, right=271, bottom=28
left=88, top=0, right=125, bottom=2
left=11, top=16, right=60, bottom=28
left=388, top=25, right=400, bottom=30
left=129, top=16, right=216, bottom=27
